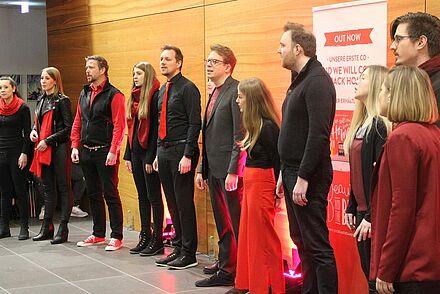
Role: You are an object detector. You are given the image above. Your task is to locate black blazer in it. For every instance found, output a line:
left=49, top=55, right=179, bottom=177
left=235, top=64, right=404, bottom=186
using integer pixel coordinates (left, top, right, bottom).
left=34, top=93, right=73, bottom=146
left=346, top=116, right=387, bottom=222
left=199, top=76, right=245, bottom=179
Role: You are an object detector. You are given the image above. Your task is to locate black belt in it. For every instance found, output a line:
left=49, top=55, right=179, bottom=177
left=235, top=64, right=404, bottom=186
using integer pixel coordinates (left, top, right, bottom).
left=158, top=139, right=186, bottom=148
left=83, top=144, right=109, bottom=151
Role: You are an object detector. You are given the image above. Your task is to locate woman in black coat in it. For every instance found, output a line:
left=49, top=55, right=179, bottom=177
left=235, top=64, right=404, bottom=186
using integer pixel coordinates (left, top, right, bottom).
left=30, top=67, right=73, bottom=244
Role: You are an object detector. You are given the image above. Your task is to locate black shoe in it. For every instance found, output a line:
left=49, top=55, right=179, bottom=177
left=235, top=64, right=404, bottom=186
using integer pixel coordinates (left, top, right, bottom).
left=51, top=223, right=68, bottom=244
left=18, top=226, right=29, bottom=240
left=129, top=232, right=150, bottom=254
left=225, top=288, right=249, bottom=294
left=203, top=261, right=219, bottom=275
left=140, top=232, right=164, bottom=256
left=155, top=248, right=181, bottom=267
left=195, top=272, right=234, bottom=287
left=33, top=221, right=54, bottom=241
left=167, top=255, right=198, bottom=270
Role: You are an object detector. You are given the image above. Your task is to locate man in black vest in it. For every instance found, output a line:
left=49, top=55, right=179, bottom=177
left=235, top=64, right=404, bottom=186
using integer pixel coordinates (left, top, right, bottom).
left=195, top=44, right=244, bottom=287
left=153, top=45, right=202, bottom=269
left=70, top=55, right=126, bottom=251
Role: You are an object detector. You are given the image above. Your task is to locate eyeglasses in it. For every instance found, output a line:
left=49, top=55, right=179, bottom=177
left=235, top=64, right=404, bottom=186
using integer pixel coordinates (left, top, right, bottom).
left=392, top=35, right=413, bottom=44
left=204, top=59, right=226, bottom=66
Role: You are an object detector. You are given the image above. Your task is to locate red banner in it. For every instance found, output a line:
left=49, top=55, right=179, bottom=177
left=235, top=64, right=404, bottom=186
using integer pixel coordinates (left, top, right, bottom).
left=325, top=28, right=373, bottom=47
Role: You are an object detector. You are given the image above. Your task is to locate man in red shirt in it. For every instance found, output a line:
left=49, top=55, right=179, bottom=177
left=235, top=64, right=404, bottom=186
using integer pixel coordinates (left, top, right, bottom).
left=70, top=55, right=126, bottom=251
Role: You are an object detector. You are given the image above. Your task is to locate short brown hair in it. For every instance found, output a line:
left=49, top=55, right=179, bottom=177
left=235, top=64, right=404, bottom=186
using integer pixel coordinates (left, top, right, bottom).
left=210, top=44, right=237, bottom=73
left=161, top=45, right=184, bottom=70
left=85, top=55, right=109, bottom=77
left=391, top=12, right=440, bottom=57
left=284, top=22, right=316, bottom=57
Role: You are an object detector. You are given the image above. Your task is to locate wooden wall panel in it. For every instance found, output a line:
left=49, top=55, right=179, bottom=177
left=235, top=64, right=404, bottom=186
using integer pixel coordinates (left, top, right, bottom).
left=426, top=0, right=440, bottom=16
left=47, top=25, right=92, bottom=107
left=47, top=0, right=203, bottom=31
left=47, top=0, right=90, bottom=32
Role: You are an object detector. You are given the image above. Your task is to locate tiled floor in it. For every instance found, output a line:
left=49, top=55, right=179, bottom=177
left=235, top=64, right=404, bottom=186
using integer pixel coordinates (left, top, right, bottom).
left=0, top=218, right=231, bottom=294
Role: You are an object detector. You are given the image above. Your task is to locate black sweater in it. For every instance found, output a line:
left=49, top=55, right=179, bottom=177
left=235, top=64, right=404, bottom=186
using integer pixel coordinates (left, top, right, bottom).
left=0, top=104, right=31, bottom=155
left=278, top=56, right=336, bottom=181
left=246, top=118, right=280, bottom=180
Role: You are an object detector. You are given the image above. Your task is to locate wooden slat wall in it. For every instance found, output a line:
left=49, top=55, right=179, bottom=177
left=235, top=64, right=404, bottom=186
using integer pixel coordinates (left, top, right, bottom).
left=47, top=0, right=435, bottom=262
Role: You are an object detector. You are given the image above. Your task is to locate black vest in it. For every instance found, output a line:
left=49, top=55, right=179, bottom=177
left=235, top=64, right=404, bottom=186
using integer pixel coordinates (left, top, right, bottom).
left=79, top=80, right=120, bottom=146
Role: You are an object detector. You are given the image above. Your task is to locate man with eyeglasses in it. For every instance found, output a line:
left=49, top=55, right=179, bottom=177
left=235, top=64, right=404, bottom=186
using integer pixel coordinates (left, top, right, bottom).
left=195, top=44, right=245, bottom=287
left=390, top=12, right=440, bottom=127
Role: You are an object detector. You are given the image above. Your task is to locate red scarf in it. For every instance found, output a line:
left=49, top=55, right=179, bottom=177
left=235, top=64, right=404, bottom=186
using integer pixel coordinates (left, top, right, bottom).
left=0, top=95, right=23, bottom=116
left=127, top=78, right=160, bottom=149
left=30, top=110, right=53, bottom=178
left=419, top=54, right=440, bottom=76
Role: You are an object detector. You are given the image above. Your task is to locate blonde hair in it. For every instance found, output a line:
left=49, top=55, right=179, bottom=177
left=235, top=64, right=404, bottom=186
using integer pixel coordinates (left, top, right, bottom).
left=239, top=78, right=280, bottom=154
left=126, top=62, right=157, bottom=120
left=344, top=65, right=391, bottom=155
left=386, top=65, right=439, bottom=123
left=42, top=67, right=64, bottom=96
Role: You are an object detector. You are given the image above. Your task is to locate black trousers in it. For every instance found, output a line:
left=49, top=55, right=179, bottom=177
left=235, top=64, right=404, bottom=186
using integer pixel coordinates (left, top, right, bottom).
left=157, top=144, right=198, bottom=257
left=0, top=151, right=29, bottom=228
left=393, top=281, right=440, bottom=294
left=282, top=166, right=338, bottom=294
left=131, top=152, right=163, bottom=235
left=356, top=211, right=376, bottom=293
left=71, top=163, right=86, bottom=207
left=40, top=143, right=72, bottom=223
left=208, top=170, right=242, bottom=279
left=80, top=147, right=123, bottom=240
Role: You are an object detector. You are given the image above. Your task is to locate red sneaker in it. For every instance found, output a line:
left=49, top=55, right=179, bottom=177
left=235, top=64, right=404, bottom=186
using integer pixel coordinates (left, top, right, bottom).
left=105, top=238, right=122, bottom=251
left=77, top=235, right=106, bottom=247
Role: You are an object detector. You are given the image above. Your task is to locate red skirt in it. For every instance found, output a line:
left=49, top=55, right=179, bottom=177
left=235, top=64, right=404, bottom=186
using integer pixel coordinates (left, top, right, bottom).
left=235, top=167, right=285, bottom=293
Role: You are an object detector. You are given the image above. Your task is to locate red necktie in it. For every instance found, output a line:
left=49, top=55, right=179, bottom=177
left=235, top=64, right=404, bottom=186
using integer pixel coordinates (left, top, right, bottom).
left=159, top=82, right=171, bottom=140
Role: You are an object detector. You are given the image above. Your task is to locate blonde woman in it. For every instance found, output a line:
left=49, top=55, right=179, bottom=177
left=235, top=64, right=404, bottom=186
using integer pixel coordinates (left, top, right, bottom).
left=371, top=66, right=440, bottom=294
left=123, top=62, right=163, bottom=256
left=30, top=67, right=73, bottom=244
left=231, top=78, right=284, bottom=294
left=343, top=65, right=390, bottom=292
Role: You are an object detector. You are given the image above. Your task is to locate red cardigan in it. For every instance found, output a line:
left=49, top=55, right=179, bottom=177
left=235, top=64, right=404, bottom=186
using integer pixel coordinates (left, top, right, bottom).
left=370, top=122, right=440, bottom=283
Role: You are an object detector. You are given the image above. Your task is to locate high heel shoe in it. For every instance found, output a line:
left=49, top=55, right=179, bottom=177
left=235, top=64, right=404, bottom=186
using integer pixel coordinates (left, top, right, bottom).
left=51, top=222, right=69, bottom=244
left=33, top=220, right=54, bottom=241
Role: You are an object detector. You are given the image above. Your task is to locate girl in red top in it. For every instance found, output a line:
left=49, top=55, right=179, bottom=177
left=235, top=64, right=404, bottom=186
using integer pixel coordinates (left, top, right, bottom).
left=123, top=62, right=163, bottom=256
left=372, top=66, right=440, bottom=294
left=0, top=76, right=31, bottom=240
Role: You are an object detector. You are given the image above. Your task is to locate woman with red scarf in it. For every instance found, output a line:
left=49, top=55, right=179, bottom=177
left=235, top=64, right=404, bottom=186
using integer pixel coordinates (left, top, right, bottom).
left=123, top=62, right=163, bottom=256
left=30, top=67, right=73, bottom=244
left=0, top=76, right=31, bottom=240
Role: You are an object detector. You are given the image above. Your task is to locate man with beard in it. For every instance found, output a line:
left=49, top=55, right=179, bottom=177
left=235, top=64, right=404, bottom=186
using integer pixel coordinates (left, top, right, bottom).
left=71, top=55, right=126, bottom=251
left=276, top=23, right=338, bottom=293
